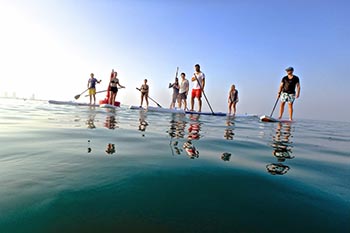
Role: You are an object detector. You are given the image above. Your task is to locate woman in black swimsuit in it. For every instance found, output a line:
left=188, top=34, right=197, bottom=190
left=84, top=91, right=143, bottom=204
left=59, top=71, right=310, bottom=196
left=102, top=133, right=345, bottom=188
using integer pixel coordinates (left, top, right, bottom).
left=109, top=71, right=125, bottom=105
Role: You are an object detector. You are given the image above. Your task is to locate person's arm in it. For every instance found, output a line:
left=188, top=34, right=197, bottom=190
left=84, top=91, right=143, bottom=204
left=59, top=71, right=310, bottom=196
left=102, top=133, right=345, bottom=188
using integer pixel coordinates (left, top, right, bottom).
left=202, top=78, right=205, bottom=90
left=277, top=82, right=283, bottom=98
left=87, top=80, right=90, bottom=89
left=191, top=73, right=196, bottom=82
left=296, top=82, right=300, bottom=98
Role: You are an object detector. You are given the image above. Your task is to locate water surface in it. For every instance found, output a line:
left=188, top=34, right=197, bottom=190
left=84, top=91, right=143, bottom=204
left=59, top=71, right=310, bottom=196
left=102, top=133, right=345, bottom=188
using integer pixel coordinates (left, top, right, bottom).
left=0, top=98, right=349, bottom=233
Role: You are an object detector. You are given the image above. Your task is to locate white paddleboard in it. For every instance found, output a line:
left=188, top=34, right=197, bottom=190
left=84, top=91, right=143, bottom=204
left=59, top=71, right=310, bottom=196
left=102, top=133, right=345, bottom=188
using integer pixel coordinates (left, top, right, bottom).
left=260, top=115, right=293, bottom=123
left=129, top=105, right=185, bottom=114
left=48, top=100, right=99, bottom=107
left=100, top=103, right=119, bottom=109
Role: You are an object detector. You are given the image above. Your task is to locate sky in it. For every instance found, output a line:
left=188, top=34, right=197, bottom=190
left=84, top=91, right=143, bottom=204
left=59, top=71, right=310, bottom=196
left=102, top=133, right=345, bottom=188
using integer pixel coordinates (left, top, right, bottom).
left=0, top=0, right=349, bottom=121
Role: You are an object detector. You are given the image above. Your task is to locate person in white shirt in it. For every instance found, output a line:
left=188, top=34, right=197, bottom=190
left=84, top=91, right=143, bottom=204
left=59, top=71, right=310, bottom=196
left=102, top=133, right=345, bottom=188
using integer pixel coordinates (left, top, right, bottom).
left=178, top=73, right=189, bottom=110
left=190, top=64, right=205, bottom=112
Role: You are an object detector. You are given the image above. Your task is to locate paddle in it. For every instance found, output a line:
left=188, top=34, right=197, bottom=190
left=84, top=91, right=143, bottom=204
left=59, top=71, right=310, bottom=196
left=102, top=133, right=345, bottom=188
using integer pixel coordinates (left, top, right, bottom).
left=193, top=73, right=215, bottom=115
left=84, top=90, right=107, bottom=97
left=269, top=97, right=279, bottom=117
left=74, top=88, right=89, bottom=100
left=136, top=87, right=162, bottom=108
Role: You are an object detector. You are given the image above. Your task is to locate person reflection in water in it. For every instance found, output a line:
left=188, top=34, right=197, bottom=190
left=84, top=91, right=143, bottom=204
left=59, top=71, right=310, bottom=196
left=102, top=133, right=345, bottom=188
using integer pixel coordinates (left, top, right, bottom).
left=105, top=143, right=116, bottom=155
left=86, top=107, right=96, bottom=129
left=188, top=114, right=201, bottom=140
left=224, top=116, right=235, bottom=140
left=183, top=140, right=199, bottom=159
left=105, top=115, right=117, bottom=130
left=168, top=114, right=187, bottom=156
left=266, top=122, right=294, bottom=175
left=138, top=110, right=148, bottom=136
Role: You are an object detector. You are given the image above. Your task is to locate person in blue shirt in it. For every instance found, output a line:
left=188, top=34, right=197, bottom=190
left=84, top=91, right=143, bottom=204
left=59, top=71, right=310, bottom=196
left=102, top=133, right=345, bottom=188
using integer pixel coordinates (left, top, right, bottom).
left=87, top=73, right=101, bottom=105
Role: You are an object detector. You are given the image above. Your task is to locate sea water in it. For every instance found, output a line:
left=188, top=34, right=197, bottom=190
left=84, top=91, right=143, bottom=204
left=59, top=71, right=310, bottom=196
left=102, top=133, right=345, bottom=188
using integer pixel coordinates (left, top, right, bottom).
left=0, top=98, right=349, bottom=233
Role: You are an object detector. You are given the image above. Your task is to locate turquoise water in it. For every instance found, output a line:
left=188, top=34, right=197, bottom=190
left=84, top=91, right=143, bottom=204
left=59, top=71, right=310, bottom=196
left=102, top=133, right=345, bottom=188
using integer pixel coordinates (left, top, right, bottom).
left=0, top=98, right=349, bottom=233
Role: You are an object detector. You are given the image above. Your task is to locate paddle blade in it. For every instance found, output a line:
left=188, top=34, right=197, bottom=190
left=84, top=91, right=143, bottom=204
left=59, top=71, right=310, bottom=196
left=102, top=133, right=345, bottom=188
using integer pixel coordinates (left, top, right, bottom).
left=74, top=94, right=80, bottom=100
left=260, top=115, right=278, bottom=122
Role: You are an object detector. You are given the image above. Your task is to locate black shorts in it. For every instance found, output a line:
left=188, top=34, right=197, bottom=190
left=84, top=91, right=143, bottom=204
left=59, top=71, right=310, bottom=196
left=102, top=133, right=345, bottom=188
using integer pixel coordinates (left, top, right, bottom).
left=179, top=92, right=187, bottom=100
left=110, top=86, right=118, bottom=94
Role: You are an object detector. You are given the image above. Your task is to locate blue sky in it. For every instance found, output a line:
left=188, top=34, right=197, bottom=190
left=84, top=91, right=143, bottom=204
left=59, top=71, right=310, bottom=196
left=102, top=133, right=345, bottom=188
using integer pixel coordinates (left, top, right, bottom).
left=0, top=0, right=349, bottom=121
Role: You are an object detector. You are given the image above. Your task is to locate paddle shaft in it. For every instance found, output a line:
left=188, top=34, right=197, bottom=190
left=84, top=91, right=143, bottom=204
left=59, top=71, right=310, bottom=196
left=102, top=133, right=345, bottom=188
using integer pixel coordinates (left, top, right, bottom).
left=75, top=88, right=89, bottom=99
left=85, top=90, right=107, bottom=97
left=136, top=88, right=162, bottom=108
left=270, top=97, right=279, bottom=117
left=193, top=73, right=215, bottom=115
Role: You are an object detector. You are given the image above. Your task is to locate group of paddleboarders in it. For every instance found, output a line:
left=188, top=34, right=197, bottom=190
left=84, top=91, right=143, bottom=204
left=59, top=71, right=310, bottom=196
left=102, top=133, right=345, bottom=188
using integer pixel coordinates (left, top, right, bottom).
left=168, top=64, right=207, bottom=112
left=86, top=64, right=301, bottom=120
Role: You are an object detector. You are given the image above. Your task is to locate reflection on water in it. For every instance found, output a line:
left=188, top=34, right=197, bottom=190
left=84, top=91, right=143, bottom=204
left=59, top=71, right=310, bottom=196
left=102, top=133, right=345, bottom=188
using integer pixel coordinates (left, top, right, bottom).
left=266, top=122, right=295, bottom=175
left=221, top=152, right=232, bottom=161
left=168, top=114, right=187, bottom=139
left=167, top=113, right=201, bottom=158
left=138, top=110, right=148, bottom=136
left=183, top=140, right=199, bottom=159
left=224, top=116, right=235, bottom=140
left=105, top=143, right=116, bottom=154
left=87, top=140, right=92, bottom=153
left=188, top=114, right=201, bottom=140
left=105, top=115, right=118, bottom=130
left=86, top=107, right=96, bottom=129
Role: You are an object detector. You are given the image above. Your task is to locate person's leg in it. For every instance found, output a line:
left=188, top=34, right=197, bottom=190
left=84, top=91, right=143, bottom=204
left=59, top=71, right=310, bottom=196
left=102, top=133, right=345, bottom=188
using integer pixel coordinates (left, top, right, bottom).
left=114, top=91, right=118, bottom=105
left=198, top=97, right=202, bottom=112
left=89, top=94, right=92, bottom=105
left=178, top=96, right=182, bottom=109
left=184, top=98, right=187, bottom=110
left=145, top=94, right=149, bottom=107
left=233, top=102, right=237, bottom=115
left=228, top=102, right=232, bottom=115
left=93, top=94, right=96, bottom=105
left=140, top=93, right=144, bottom=107
left=288, top=102, right=294, bottom=120
left=190, top=95, right=194, bottom=111
left=109, top=91, right=113, bottom=104
left=279, top=102, right=285, bottom=119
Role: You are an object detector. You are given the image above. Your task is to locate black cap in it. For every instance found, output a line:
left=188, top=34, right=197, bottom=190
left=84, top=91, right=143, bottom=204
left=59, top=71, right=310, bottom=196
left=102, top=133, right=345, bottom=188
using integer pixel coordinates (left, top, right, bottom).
left=285, top=67, right=294, bottom=72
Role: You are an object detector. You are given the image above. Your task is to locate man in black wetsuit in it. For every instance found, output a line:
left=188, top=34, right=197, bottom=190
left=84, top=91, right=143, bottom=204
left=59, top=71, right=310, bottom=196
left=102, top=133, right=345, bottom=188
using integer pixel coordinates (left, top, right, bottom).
left=277, top=67, right=301, bottom=121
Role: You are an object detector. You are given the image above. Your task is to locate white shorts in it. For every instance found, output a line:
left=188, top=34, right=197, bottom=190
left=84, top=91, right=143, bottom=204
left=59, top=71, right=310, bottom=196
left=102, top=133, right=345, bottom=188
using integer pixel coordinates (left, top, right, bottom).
left=280, top=92, right=295, bottom=103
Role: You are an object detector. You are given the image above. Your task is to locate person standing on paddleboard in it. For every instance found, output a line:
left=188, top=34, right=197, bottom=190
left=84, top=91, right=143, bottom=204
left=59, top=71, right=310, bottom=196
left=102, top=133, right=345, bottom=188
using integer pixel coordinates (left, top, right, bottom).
left=169, top=77, right=179, bottom=109
left=140, top=79, right=149, bottom=108
left=228, top=84, right=239, bottom=116
left=190, top=64, right=205, bottom=112
left=277, top=67, right=301, bottom=121
left=109, top=71, right=125, bottom=106
left=87, top=73, right=101, bottom=105
left=178, top=73, right=189, bottom=110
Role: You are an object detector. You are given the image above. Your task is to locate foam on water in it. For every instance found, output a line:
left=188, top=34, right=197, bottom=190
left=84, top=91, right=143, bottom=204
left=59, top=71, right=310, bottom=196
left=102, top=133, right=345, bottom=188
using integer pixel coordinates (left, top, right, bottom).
left=0, top=98, right=349, bottom=233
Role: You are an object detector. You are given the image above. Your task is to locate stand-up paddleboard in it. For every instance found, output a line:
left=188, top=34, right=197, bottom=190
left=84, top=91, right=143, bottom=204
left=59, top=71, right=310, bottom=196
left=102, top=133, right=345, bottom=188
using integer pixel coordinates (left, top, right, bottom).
left=100, top=103, right=121, bottom=109
left=48, top=100, right=99, bottom=107
left=185, top=110, right=226, bottom=116
left=260, top=115, right=293, bottom=123
left=130, top=105, right=257, bottom=117
left=129, top=105, right=186, bottom=114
